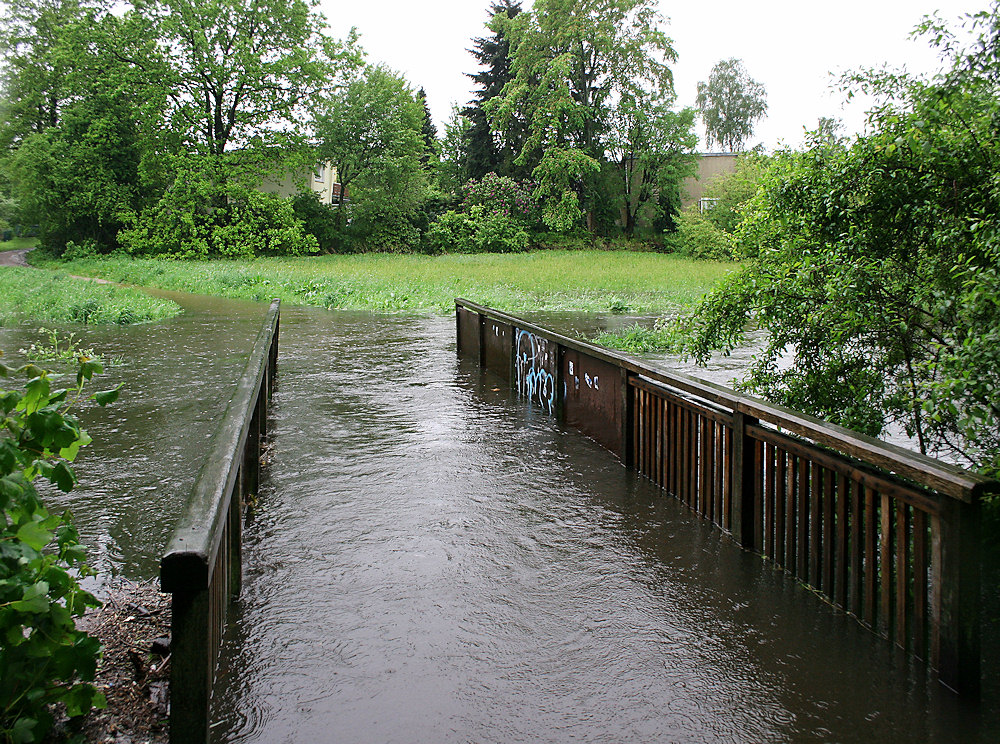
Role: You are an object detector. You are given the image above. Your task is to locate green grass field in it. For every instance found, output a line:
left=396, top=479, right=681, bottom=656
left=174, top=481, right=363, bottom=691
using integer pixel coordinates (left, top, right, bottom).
left=0, top=266, right=181, bottom=326
left=0, top=236, right=39, bottom=252
left=36, top=251, right=733, bottom=316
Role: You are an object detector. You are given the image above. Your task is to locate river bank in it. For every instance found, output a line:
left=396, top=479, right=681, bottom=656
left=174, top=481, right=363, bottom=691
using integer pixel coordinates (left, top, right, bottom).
left=30, top=251, right=732, bottom=317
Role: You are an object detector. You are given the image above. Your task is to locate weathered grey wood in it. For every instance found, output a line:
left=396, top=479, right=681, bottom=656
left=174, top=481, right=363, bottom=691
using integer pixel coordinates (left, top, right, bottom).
left=162, top=299, right=280, bottom=592
left=161, top=299, right=280, bottom=744
left=169, top=590, right=211, bottom=744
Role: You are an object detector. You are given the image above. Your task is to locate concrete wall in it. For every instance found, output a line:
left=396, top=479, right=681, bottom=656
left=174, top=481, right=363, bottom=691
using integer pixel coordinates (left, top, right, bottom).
left=258, top=161, right=338, bottom=205
left=680, top=153, right=738, bottom=210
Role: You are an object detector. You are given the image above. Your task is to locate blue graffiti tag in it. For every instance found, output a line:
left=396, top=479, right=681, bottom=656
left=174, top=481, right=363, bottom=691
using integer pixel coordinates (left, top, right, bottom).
left=515, top=329, right=556, bottom=414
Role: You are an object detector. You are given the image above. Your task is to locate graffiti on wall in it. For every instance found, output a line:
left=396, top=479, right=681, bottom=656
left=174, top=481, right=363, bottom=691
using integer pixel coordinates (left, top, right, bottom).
left=516, top=329, right=556, bottom=414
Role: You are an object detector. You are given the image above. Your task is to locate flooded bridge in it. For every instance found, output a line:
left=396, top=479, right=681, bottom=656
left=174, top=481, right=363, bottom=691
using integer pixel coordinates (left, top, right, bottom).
left=4, top=296, right=996, bottom=742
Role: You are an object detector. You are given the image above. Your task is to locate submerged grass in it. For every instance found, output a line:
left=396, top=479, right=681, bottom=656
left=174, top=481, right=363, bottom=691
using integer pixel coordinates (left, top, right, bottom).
left=36, top=251, right=733, bottom=316
left=0, top=266, right=181, bottom=326
left=590, top=321, right=688, bottom=354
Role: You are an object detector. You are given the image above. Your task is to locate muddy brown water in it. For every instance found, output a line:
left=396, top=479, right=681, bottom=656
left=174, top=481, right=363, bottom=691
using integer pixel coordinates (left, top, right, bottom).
left=1, top=296, right=997, bottom=742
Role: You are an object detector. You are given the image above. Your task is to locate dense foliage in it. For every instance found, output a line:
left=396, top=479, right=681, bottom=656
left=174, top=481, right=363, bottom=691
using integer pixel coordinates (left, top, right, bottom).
left=695, top=58, right=768, bottom=153
left=0, top=356, right=118, bottom=742
left=0, top=0, right=355, bottom=258
left=311, top=64, right=430, bottom=253
left=685, top=5, right=1000, bottom=475
left=482, top=0, right=696, bottom=237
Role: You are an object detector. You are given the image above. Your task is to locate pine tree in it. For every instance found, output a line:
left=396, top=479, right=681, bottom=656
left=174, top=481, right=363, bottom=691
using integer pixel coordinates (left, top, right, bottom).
left=462, top=0, right=531, bottom=180
left=415, top=87, right=439, bottom=168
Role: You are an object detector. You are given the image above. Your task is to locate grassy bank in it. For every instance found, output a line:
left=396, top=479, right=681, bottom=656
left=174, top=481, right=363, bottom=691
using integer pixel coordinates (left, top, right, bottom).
left=0, top=266, right=181, bottom=325
left=34, top=251, right=733, bottom=316
left=0, top=237, right=38, bottom=252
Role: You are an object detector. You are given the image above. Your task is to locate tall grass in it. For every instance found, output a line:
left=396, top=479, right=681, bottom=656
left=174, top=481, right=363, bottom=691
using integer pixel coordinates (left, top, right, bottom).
left=0, top=267, right=181, bottom=325
left=38, top=251, right=733, bottom=315
left=0, top=237, right=38, bottom=252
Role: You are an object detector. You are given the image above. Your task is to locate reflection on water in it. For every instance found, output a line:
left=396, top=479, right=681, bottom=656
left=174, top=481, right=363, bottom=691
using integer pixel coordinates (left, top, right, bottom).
left=0, top=290, right=268, bottom=583
left=209, top=307, right=997, bottom=744
left=3, top=295, right=997, bottom=741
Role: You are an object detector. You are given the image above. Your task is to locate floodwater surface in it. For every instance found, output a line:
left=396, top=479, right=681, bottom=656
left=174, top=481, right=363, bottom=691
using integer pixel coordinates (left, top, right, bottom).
left=207, top=307, right=995, bottom=743
left=3, top=297, right=996, bottom=741
left=0, top=291, right=268, bottom=580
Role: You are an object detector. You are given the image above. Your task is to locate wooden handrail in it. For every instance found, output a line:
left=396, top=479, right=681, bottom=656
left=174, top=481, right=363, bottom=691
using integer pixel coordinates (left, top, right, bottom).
left=160, top=299, right=280, bottom=743
left=456, top=298, right=995, bottom=503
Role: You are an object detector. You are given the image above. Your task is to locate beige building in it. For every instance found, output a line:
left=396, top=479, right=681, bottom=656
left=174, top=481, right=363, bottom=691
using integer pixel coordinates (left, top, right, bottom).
left=258, top=161, right=341, bottom=205
left=680, top=153, right=738, bottom=211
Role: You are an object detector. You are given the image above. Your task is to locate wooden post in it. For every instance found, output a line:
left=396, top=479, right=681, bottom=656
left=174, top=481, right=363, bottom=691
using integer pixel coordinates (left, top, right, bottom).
left=933, top=497, right=981, bottom=696
left=731, top=411, right=758, bottom=550
left=170, top=589, right=212, bottom=744
left=555, top=344, right=565, bottom=421
left=621, top=372, right=634, bottom=465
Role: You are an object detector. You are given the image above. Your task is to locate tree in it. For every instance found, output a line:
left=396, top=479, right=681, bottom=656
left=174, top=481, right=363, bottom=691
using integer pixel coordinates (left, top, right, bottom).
left=140, top=0, right=349, bottom=161
left=1, top=5, right=171, bottom=252
left=487, top=0, right=677, bottom=231
left=696, top=58, right=768, bottom=152
left=0, top=0, right=100, bottom=149
left=462, top=0, right=527, bottom=180
left=415, top=87, right=440, bottom=168
left=684, top=5, right=1000, bottom=476
left=312, top=64, right=429, bottom=250
left=8, top=89, right=150, bottom=251
left=438, top=106, right=471, bottom=195
left=604, top=96, right=697, bottom=237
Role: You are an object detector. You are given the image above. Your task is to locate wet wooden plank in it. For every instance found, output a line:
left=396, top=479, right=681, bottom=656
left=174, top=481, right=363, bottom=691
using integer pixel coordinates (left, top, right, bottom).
left=723, top=425, right=734, bottom=534
left=786, top=453, right=798, bottom=574
left=864, top=487, right=878, bottom=628
left=913, top=509, right=928, bottom=659
left=798, top=456, right=810, bottom=581
left=775, top=448, right=787, bottom=568
left=880, top=493, right=894, bottom=639
left=896, top=501, right=910, bottom=649
left=810, top=462, right=823, bottom=588
left=850, top=480, right=864, bottom=617
left=700, top=414, right=711, bottom=518
left=835, top=474, right=849, bottom=608
left=764, top=441, right=776, bottom=560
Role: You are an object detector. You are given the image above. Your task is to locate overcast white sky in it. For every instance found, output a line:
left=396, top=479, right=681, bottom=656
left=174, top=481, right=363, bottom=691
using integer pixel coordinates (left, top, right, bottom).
left=320, top=0, right=990, bottom=151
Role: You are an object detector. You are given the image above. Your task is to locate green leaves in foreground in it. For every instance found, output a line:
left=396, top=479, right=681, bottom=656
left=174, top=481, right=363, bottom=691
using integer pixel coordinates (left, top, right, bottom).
left=1, top=356, right=111, bottom=743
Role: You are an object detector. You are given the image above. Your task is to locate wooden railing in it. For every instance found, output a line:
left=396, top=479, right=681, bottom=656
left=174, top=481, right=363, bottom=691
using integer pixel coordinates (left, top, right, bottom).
left=456, top=298, right=996, bottom=696
left=160, top=299, right=280, bottom=743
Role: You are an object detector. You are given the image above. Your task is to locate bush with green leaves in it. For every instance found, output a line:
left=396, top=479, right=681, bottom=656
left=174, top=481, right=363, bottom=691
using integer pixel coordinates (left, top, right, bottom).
left=424, top=206, right=530, bottom=254
left=665, top=206, right=734, bottom=260
left=290, top=191, right=349, bottom=254
left=684, top=4, right=1000, bottom=476
left=1, top=355, right=120, bottom=743
left=461, top=173, right=538, bottom=225
left=120, top=176, right=318, bottom=259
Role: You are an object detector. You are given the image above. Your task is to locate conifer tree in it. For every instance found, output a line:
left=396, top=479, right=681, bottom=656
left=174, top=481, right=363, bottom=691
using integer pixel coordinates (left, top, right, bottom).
left=416, top=87, right=439, bottom=168
left=462, top=0, right=530, bottom=180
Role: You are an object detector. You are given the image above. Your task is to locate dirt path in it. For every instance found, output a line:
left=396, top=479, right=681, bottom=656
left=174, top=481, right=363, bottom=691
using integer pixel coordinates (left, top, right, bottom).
left=0, top=248, right=30, bottom=266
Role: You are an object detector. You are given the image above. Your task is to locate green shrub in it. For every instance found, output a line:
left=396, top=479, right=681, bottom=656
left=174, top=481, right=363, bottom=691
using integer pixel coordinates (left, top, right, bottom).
left=0, top=357, right=119, bottom=742
left=120, top=178, right=318, bottom=259
left=348, top=199, right=422, bottom=252
left=290, top=191, right=349, bottom=253
left=424, top=206, right=529, bottom=253
left=423, top=210, right=474, bottom=253
left=666, top=206, right=734, bottom=260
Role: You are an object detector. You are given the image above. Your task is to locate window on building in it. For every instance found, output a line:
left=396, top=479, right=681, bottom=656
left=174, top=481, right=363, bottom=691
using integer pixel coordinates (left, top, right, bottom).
left=699, top=198, right=720, bottom=213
